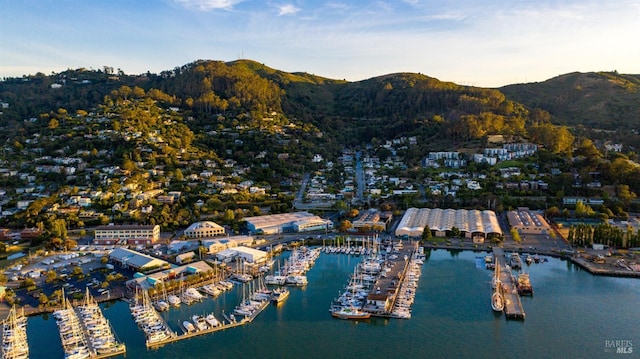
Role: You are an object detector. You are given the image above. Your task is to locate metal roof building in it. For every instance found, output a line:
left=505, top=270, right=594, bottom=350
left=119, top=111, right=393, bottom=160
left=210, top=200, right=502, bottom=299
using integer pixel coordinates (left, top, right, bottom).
left=507, top=207, right=551, bottom=234
left=395, top=208, right=502, bottom=239
left=243, top=212, right=333, bottom=234
left=108, top=247, right=169, bottom=272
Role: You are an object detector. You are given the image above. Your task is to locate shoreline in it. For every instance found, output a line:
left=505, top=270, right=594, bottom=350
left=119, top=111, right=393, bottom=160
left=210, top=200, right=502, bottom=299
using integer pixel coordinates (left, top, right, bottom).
left=3, top=243, right=638, bottom=320
left=423, top=243, right=640, bottom=278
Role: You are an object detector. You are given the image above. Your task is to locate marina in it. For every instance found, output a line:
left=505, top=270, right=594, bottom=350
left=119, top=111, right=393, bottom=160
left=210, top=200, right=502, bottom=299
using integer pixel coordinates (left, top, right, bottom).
left=1, top=306, right=28, bottom=359
left=328, top=239, right=425, bottom=319
left=11, top=249, right=640, bottom=359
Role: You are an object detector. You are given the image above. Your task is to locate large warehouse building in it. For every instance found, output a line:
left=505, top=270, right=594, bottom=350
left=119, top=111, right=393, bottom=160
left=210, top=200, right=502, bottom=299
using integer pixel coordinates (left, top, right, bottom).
left=109, top=247, right=169, bottom=272
left=243, top=212, right=333, bottom=235
left=507, top=207, right=551, bottom=235
left=395, top=208, right=502, bottom=241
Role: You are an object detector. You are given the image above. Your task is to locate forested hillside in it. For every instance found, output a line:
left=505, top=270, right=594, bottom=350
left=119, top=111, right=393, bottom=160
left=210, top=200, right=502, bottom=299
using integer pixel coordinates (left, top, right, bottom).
left=1, top=60, right=632, bottom=160
left=500, top=71, right=640, bottom=131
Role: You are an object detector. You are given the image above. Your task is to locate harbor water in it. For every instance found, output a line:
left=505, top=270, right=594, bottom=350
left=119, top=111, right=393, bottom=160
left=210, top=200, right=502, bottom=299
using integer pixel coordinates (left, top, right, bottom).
left=25, top=249, right=640, bottom=358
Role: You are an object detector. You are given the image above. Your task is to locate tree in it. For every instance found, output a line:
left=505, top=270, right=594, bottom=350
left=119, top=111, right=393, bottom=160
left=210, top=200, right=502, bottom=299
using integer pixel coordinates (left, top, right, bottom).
left=48, top=118, right=59, bottom=129
left=510, top=228, right=521, bottom=243
left=450, top=227, right=461, bottom=238
left=422, top=225, right=432, bottom=241
left=38, top=293, right=49, bottom=306
left=45, top=270, right=57, bottom=283
left=72, top=266, right=84, bottom=277
left=22, top=278, right=35, bottom=288
left=338, top=220, right=353, bottom=232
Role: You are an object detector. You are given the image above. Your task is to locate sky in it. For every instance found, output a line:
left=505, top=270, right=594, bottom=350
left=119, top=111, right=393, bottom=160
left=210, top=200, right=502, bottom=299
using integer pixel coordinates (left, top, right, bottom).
left=1, top=0, right=639, bottom=87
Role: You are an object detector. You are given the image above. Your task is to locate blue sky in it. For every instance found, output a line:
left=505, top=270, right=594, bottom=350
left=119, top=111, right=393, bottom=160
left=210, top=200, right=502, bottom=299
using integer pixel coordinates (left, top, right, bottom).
left=1, top=0, right=639, bottom=87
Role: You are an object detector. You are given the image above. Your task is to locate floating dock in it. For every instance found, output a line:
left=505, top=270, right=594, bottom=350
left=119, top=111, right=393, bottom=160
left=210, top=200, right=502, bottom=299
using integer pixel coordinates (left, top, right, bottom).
left=146, top=299, right=269, bottom=348
left=493, top=247, right=526, bottom=320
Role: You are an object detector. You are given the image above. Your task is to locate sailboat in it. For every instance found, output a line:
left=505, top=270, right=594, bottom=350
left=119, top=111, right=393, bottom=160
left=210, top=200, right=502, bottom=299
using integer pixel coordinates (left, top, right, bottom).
left=491, top=259, right=501, bottom=289
left=491, top=259, right=505, bottom=312
left=491, top=287, right=504, bottom=312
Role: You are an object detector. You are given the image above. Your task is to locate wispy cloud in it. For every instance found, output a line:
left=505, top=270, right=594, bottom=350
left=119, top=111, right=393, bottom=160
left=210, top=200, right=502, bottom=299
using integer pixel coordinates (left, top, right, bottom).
left=277, top=4, right=300, bottom=16
left=174, top=0, right=244, bottom=11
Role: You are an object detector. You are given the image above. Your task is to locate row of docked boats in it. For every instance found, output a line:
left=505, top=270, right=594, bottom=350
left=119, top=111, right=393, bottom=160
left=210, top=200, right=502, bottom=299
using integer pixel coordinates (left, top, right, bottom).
left=1, top=306, right=28, bottom=359
left=76, top=289, right=126, bottom=356
left=182, top=313, right=221, bottom=334
left=233, top=280, right=272, bottom=317
left=155, top=280, right=235, bottom=311
left=264, top=246, right=320, bottom=287
left=53, top=300, right=90, bottom=359
left=323, top=245, right=376, bottom=256
left=130, top=291, right=175, bottom=346
left=329, top=251, right=388, bottom=320
left=390, top=255, right=424, bottom=319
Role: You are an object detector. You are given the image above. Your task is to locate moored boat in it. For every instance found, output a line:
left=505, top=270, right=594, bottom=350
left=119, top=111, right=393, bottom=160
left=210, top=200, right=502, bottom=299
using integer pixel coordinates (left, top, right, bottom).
left=205, top=313, right=220, bottom=327
left=182, top=321, right=196, bottom=333
left=331, top=306, right=371, bottom=320
left=491, top=289, right=504, bottom=312
left=517, top=273, right=534, bottom=296
left=271, top=287, right=290, bottom=304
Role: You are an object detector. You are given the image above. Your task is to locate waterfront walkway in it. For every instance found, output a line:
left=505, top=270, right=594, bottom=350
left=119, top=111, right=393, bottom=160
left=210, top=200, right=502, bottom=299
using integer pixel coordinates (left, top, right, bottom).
left=493, top=247, right=525, bottom=320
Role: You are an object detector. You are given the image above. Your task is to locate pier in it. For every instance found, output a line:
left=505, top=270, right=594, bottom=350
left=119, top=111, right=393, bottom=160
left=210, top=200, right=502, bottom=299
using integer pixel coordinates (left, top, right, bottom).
left=493, top=247, right=526, bottom=320
left=146, top=299, right=270, bottom=348
left=354, top=241, right=422, bottom=319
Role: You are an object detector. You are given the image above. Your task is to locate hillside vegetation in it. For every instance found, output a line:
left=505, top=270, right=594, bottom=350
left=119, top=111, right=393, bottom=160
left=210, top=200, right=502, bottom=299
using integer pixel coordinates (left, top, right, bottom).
left=500, top=71, right=640, bottom=131
left=1, top=60, right=636, bottom=161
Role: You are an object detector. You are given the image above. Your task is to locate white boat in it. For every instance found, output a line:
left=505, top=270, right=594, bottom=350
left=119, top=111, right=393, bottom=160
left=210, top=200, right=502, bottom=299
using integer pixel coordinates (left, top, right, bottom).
left=285, top=275, right=308, bottom=286
left=199, top=284, right=221, bottom=297
left=182, top=321, right=196, bottom=333
left=492, top=290, right=504, bottom=312
left=271, top=287, right=290, bottom=304
left=205, top=313, right=220, bottom=327
left=153, top=300, right=170, bottom=312
left=264, top=274, right=287, bottom=285
left=218, top=281, right=234, bottom=290
left=331, top=306, right=371, bottom=320
left=167, top=295, right=181, bottom=307
left=191, top=315, right=209, bottom=331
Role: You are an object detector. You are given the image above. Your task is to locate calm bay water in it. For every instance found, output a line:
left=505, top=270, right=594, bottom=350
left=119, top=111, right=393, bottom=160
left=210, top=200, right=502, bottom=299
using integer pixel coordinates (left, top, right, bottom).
left=25, top=249, right=640, bottom=358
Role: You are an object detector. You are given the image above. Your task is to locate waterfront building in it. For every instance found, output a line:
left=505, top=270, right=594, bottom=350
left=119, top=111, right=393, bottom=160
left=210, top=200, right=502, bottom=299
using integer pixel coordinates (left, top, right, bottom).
left=215, top=246, right=267, bottom=264
left=125, top=260, right=212, bottom=291
left=395, top=208, right=502, bottom=240
left=94, top=224, right=160, bottom=246
left=109, top=247, right=169, bottom=272
left=243, top=212, right=333, bottom=235
left=507, top=207, right=551, bottom=235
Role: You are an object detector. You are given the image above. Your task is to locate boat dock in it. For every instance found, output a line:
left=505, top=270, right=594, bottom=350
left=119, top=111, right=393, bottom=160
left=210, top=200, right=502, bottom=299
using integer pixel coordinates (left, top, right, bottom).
left=146, top=299, right=269, bottom=348
left=493, top=247, right=526, bottom=320
left=360, top=241, right=422, bottom=318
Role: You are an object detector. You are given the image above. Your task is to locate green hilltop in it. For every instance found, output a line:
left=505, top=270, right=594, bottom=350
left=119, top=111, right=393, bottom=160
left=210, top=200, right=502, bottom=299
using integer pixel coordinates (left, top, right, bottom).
left=500, top=71, right=640, bottom=131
